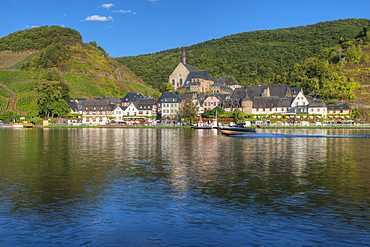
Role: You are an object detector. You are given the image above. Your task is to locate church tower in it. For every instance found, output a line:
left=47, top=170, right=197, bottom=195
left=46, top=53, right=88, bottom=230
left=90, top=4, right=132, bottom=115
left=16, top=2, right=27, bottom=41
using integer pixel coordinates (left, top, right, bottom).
left=181, top=49, right=186, bottom=64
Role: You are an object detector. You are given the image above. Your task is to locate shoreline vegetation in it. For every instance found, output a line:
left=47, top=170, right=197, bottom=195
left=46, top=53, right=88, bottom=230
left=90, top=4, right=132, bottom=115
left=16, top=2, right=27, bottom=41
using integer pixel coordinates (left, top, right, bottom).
left=39, top=125, right=370, bottom=129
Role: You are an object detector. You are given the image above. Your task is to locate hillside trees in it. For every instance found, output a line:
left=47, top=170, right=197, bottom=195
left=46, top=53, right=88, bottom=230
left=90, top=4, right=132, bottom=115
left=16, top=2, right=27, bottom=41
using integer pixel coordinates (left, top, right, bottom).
left=159, top=83, right=174, bottom=92
left=0, top=26, right=82, bottom=52
left=117, top=18, right=370, bottom=90
left=0, top=110, right=20, bottom=122
left=279, top=56, right=360, bottom=100
left=23, top=43, right=71, bottom=69
left=34, top=70, right=70, bottom=117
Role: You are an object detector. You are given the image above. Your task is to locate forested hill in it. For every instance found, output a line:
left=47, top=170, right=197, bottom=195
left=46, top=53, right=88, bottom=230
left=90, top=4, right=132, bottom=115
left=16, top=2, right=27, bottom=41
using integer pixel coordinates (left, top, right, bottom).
left=116, top=18, right=370, bottom=90
left=0, top=26, right=157, bottom=116
left=0, top=26, right=158, bottom=115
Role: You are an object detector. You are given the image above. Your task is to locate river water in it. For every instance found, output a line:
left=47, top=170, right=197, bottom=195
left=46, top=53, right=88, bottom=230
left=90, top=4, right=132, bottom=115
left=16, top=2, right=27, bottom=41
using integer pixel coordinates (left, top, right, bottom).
left=0, top=128, right=369, bottom=246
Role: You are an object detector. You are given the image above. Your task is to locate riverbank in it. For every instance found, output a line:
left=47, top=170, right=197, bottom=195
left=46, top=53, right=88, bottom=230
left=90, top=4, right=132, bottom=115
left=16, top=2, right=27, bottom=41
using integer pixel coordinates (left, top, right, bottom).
left=40, top=125, right=370, bottom=129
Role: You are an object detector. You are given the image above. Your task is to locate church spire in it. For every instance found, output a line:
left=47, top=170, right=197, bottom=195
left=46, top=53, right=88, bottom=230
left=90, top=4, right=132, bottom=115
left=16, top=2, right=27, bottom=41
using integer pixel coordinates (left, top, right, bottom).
left=181, top=49, right=186, bottom=64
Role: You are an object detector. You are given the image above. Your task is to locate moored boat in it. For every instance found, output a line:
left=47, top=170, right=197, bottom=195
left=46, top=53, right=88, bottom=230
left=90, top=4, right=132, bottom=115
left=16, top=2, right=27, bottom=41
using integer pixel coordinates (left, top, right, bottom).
left=217, top=124, right=259, bottom=135
left=218, top=126, right=257, bottom=135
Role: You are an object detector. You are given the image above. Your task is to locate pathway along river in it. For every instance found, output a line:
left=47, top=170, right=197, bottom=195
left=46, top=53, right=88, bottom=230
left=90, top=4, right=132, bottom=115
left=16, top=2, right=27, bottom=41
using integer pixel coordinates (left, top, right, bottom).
left=0, top=128, right=369, bottom=246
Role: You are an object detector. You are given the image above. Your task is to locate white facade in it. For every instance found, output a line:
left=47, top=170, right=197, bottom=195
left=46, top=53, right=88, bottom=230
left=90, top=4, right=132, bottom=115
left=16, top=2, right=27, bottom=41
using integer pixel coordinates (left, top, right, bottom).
left=112, top=105, right=125, bottom=122
left=291, top=92, right=309, bottom=107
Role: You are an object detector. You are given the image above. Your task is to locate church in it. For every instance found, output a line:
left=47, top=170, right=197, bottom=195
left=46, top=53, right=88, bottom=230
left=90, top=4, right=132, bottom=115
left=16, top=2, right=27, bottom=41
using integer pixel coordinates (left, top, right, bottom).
left=168, top=50, right=240, bottom=93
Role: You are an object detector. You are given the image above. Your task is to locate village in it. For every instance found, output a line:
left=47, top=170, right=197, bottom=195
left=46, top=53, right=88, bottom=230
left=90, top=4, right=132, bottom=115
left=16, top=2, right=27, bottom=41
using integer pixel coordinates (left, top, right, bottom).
left=68, top=51, right=353, bottom=127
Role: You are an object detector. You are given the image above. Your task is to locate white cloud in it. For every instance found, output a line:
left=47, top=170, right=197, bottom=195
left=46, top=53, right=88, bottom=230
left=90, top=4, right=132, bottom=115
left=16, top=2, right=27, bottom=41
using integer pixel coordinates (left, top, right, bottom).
left=100, top=3, right=114, bottom=9
left=25, top=25, right=39, bottom=29
left=149, top=0, right=158, bottom=2
left=82, top=15, right=114, bottom=21
left=113, top=9, right=137, bottom=15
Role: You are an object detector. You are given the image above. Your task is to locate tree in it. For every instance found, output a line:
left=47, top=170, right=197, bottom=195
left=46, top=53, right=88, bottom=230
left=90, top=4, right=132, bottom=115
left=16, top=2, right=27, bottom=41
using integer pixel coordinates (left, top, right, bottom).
left=351, top=108, right=361, bottom=119
left=34, top=70, right=70, bottom=117
left=0, top=111, right=20, bottom=122
left=180, top=100, right=198, bottom=124
left=159, top=83, right=174, bottom=92
left=233, top=110, right=246, bottom=123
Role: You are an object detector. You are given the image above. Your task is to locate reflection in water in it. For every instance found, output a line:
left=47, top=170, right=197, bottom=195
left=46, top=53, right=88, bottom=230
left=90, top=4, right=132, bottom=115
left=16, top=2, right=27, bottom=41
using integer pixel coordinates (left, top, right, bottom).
left=0, top=128, right=369, bottom=246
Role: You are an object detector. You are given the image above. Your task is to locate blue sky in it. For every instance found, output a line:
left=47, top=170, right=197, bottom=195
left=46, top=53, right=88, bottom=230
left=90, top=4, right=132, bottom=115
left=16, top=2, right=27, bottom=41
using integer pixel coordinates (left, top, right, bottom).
left=1, top=0, right=369, bottom=58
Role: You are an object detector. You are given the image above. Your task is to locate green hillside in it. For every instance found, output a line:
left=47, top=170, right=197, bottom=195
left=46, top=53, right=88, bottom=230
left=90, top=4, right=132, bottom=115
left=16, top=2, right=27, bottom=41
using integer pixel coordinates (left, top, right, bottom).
left=117, top=18, right=370, bottom=89
left=0, top=26, right=158, bottom=117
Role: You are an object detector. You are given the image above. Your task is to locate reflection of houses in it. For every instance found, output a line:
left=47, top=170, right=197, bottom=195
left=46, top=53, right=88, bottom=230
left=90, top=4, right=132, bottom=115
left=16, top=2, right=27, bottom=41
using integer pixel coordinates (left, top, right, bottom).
left=79, top=99, right=115, bottom=125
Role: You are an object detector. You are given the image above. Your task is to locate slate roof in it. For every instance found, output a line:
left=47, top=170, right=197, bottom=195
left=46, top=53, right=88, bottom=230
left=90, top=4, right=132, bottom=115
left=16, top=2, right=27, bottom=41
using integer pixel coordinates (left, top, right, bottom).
left=214, top=94, right=229, bottom=101
left=184, top=64, right=200, bottom=72
left=102, top=97, right=122, bottom=104
left=252, top=97, right=294, bottom=108
left=75, top=98, right=87, bottom=102
left=186, top=71, right=212, bottom=81
left=269, top=85, right=290, bottom=98
left=83, top=99, right=110, bottom=107
left=82, top=99, right=115, bottom=111
left=222, top=98, right=242, bottom=108
left=212, top=76, right=239, bottom=86
left=252, top=96, right=280, bottom=108
left=278, top=98, right=294, bottom=107
left=327, top=105, right=351, bottom=111
left=69, top=102, right=78, bottom=111
left=245, top=86, right=267, bottom=98
left=290, top=87, right=303, bottom=96
left=306, top=96, right=326, bottom=107
left=202, top=94, right=221, bottom=104
left=179, top=94, right=195, bottom=102
left=158, top=92, right=180, bottom=103
left=114, top=105, right=127, bottom=111
left=230, top=88, right=247, bottom=99
left=133, top=98, right=156, bottom=110
left=122, top=93, right=144, bottom=102
left=210, top=82, right=233, bottom=92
